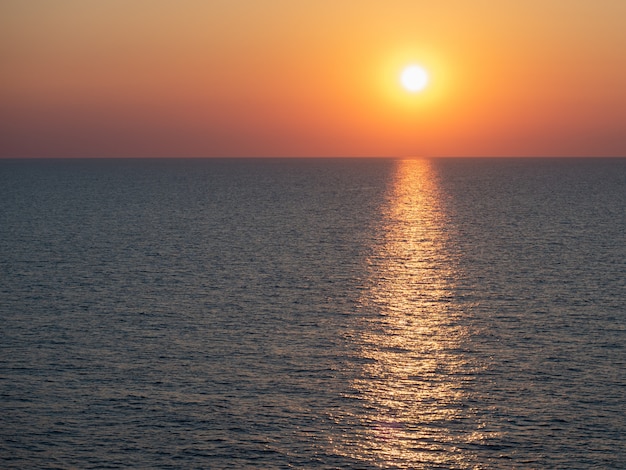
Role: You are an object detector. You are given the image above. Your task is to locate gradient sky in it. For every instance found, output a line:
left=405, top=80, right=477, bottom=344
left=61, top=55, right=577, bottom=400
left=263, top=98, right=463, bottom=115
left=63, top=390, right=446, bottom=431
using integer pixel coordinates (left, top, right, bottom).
left=2, top=0, right=625, bottom=157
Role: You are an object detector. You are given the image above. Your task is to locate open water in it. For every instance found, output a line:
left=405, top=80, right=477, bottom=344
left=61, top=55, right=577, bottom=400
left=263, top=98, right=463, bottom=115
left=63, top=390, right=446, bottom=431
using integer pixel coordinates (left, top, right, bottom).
left=1, top=158, right=625, bottom=469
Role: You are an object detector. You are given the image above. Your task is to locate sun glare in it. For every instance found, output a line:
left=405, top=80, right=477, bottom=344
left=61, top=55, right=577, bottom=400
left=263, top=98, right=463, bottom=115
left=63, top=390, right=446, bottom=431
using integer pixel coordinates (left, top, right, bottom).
left=400, top=65, right=429, bottom=92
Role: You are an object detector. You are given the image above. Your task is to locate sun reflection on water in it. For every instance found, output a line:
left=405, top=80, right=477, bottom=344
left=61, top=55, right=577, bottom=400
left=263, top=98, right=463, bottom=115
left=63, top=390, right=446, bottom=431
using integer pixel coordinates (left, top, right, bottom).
left=348, top=159, right=480, bottom=468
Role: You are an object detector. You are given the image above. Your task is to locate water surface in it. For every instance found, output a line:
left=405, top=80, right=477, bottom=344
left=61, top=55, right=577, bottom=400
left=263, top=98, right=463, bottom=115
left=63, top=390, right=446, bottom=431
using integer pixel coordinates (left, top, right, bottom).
left=1, top=158, right=624, bottom=468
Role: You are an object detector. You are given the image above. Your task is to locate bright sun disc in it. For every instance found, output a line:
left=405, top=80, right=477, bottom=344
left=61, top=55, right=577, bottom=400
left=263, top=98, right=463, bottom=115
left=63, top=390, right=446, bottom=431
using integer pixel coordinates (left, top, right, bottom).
left=401, top=65, right=429, bottom=92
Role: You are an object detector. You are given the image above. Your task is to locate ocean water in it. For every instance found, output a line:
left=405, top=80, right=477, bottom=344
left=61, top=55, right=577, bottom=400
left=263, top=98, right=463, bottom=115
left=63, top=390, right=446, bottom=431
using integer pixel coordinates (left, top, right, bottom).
left=1, top=157, right=624, bottom=469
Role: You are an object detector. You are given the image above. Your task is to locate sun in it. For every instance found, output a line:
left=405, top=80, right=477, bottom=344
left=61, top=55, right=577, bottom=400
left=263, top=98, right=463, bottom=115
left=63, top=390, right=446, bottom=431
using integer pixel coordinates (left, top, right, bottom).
left=400, top=65, right=429, bottom=92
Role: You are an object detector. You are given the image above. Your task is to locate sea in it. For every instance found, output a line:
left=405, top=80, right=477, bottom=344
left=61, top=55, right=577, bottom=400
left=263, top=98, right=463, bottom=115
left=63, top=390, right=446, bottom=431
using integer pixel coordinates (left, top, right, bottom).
left=1, top=157, right=624, bottom=469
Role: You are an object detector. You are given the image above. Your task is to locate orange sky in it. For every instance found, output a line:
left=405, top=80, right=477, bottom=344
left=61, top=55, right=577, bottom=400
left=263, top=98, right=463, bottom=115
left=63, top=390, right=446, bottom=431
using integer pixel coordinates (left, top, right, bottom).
left=2, top=0, right=625, bottom=157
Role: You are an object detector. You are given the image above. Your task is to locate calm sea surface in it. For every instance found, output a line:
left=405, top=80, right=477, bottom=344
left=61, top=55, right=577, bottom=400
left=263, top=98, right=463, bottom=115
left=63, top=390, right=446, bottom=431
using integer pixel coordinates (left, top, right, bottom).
left=1, top=158, right=625, bottom=469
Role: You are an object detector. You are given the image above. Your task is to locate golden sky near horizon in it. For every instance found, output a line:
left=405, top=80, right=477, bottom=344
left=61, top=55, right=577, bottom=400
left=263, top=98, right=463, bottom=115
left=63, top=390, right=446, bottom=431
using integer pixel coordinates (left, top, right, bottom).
left=1, top=0, right=626, bottom=157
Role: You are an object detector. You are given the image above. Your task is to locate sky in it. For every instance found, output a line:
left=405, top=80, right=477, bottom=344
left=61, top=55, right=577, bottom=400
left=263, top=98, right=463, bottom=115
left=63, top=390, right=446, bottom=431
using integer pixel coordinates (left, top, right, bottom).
left=1, top=0, right=625, bottom=158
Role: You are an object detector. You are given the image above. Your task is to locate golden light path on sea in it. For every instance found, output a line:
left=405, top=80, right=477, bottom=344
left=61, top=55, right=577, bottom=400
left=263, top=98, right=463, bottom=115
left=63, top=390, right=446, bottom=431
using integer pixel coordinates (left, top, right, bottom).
left=346, top=159, right=485, bottom=468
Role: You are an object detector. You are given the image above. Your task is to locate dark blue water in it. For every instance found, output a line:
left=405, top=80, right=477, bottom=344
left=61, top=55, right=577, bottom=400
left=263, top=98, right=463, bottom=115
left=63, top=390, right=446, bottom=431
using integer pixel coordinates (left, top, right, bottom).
left=1, top=158, right=625, bottom=469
